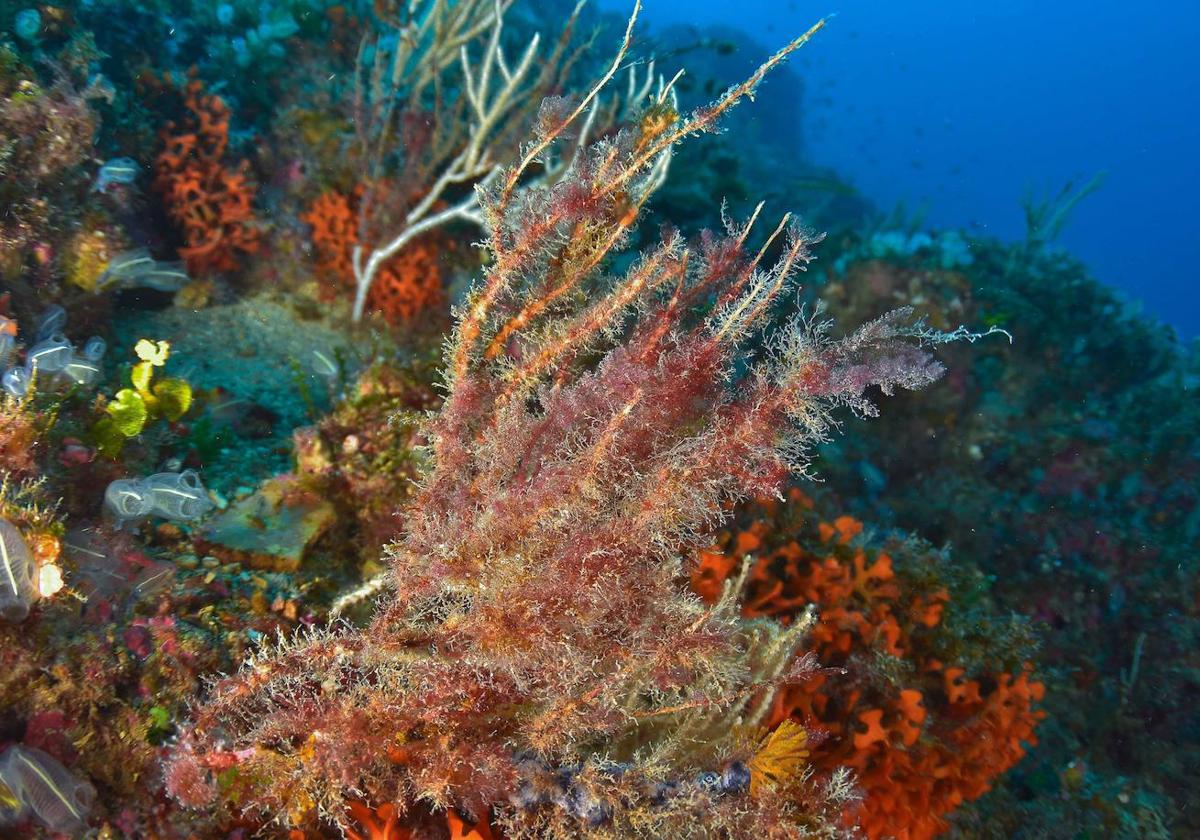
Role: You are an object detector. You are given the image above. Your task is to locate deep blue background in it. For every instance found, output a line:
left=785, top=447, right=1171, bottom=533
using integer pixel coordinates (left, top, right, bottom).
left=597, top=0, right=1200, bottom=337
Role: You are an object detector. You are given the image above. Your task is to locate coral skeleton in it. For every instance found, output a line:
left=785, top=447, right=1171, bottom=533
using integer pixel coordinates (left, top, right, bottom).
left=345, top=0, right=675, bottom=321
left=168, top=9, right=970, bottom=837
left=304, top=185, right=448, bottom=324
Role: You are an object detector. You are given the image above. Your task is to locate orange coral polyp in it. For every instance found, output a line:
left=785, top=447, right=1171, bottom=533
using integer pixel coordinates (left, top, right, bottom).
left=344, top=802, right=497, bottom=840
left=853, top=709, right=890, bottom=752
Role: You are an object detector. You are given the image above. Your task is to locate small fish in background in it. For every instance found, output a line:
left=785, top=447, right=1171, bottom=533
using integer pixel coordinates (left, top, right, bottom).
left=92, top=157, right=140, bottom=193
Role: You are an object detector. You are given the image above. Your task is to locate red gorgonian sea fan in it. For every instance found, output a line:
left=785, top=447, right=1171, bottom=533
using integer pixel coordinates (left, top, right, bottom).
left=167, top=11, right=990, bottom=838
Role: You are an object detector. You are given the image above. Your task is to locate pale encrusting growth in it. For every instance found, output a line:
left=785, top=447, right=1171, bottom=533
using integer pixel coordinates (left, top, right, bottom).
left=168, top=9, right=957, bottom=837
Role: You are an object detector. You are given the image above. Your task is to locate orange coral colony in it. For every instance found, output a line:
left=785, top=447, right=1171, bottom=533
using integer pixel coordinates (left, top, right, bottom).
left=335, top=801, right=496, bottom=840
left=693, top=490, right=1045, bottom=840
left=153, top=79, right=260, bottom=275
left=303, top=186, right=445, bottom=325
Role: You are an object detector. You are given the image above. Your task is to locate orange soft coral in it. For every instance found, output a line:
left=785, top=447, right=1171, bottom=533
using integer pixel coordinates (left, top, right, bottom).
left=153, top=79, right=260, bottom=275
left=343, top=802, right=496, bottom=840
left=446, top=811, right=497, bottom=840
left=302, top=186, right=444, bottom=325
left=693, top=490, right=1045, bottom=840
left=346, top=802, right=409, bottom=840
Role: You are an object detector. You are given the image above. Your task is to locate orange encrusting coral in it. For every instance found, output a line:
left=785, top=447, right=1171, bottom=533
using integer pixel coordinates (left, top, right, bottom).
left=693, top=490, right=1045, bottom=840
left=446, top=810, right=497, bottom=840
left=340, top=801, right=497, bottom=840
left=303, top=186, right=445, bottom=325
left=344, top=802, right=408, bottom=840
left=153, top=79, right=260, bottom=275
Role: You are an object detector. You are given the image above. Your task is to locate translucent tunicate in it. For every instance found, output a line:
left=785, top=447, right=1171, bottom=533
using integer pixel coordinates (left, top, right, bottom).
left=92, top=157, right=139, bottom=192
left=0, top=518, right=37, bottom=623
left=60, top=356, right=102, bottom=387
left=232, top=36, right=250, bottom=67
left=26, top=334, right=73, bottom=374
left=98, top=249, right=154, bottom=284
left=103, top=479, right=154, bottom=525
left=95, top=250, right=189, bottom=293
left=311, top=349, right=338, bottom=379
left=260, top=15, right=299, bottom=40
left=104, top=471, right=213, bottom=526
left=0, top=745, right=95, bottom=834
left=720, top=761, right=750, bottom=794
left=34, top=305, right=66, bottom=343
left=0, top=770, right=28, bottom=825
left=1, top=366, right=29, bottom=398
left=907, top=232, right=934, bottom=252
left=81, top=336, right=106, bottom=363
left=132, top=264, right=190, bottom=292
left=143, top=470, right=214, bottom=520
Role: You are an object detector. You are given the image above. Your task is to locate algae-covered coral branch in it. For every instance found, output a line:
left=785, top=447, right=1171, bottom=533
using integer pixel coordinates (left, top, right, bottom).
left=167, top=11, right=966, bottom=837
left=342, top=0, right=676, bottom=324
left=347, top=0, right=584, bottom=321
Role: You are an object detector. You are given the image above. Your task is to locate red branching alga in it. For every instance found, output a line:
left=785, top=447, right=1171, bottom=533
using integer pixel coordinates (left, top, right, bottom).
left=166, top=14, right=986, bottom=838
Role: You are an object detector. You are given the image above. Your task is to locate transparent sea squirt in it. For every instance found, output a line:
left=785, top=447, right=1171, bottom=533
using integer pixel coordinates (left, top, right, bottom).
left=0, top=746, right=95, bottom=834
left=104, top=471, right=213, bottom=525
left=26, top=334, right=73, bottom=374
left=103, top=479, right=155, bottom=526
left=0, top=518, right=37, bottom=623
left=34, top=305, right=66, bottom=343
left=1, top=366, right=29, bottom=398
left=144, top=470, right=214, bottom=520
